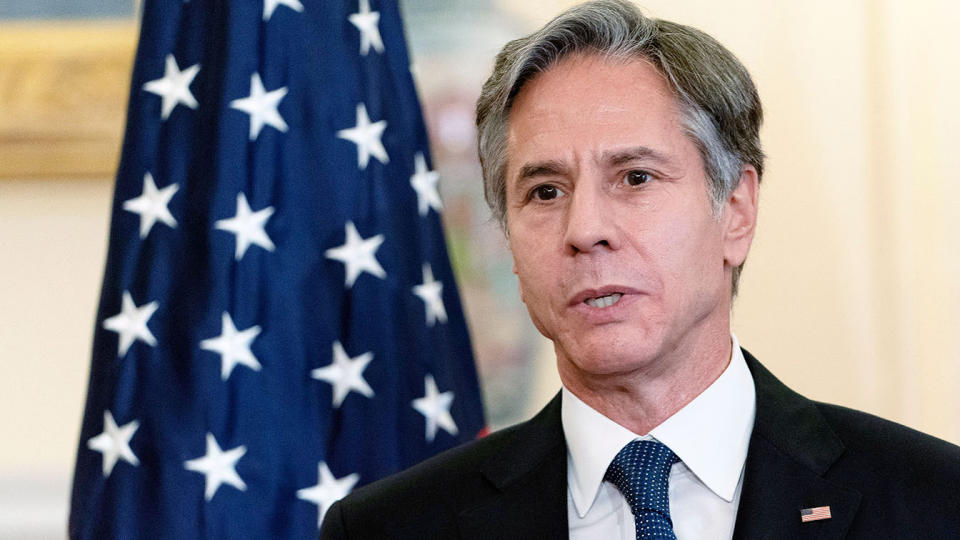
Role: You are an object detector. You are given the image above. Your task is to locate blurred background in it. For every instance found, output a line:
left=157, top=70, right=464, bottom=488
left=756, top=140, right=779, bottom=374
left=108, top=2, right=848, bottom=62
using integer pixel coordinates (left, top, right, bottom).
left=2, top=0, right=959, bottom=536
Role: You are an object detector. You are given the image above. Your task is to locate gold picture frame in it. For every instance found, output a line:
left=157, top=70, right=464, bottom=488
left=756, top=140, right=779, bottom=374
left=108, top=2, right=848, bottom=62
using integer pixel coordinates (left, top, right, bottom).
left=0, top=21, right=138, bottom=178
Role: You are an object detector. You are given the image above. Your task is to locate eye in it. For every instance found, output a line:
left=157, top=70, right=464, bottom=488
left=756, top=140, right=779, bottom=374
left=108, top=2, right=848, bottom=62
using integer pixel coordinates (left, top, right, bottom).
left=531, top=184, right=564, bottom=201
left=622, top=170, right=651, bottom=186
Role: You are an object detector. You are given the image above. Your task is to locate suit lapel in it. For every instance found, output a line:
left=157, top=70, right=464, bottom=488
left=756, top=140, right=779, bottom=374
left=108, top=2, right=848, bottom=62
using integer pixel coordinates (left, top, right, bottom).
left=457, top=394, right=568, bottom=540
left=453, top=352, right=865, bottom=539
left=733, top=352, right=861, bottom=540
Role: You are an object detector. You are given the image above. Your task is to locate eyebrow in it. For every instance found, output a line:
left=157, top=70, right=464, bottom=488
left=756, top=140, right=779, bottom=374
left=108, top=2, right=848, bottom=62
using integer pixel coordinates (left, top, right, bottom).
left=600, top=146, right=673, bottom=167
left=516, top=160, right=569, bottom=183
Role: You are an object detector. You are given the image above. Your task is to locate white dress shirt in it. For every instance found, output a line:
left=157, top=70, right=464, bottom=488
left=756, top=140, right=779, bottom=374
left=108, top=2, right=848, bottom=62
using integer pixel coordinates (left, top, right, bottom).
left=563, top=335, right=756, bottom=540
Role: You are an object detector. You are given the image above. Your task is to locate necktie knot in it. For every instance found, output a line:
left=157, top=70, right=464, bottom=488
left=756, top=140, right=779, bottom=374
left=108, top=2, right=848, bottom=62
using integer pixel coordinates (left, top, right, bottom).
left=604, top=440, right=680, bottom=539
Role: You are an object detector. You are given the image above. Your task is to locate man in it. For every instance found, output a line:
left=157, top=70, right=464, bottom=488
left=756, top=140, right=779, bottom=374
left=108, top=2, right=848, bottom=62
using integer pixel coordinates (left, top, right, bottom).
left=321, top=1, right=960, bottom=538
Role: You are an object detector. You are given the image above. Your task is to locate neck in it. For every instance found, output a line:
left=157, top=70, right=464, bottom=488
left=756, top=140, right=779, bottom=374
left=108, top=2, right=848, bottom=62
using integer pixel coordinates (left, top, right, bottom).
left=558, top=325, right=732, bottom=436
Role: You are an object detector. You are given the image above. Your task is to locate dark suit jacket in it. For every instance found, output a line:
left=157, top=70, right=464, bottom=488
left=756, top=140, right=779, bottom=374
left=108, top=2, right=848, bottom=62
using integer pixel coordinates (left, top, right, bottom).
left=321, top=350, right=960, bottom=539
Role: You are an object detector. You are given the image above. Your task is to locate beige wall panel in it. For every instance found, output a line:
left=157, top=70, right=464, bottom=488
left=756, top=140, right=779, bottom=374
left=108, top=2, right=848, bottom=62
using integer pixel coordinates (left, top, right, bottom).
left=0, top=178, right=113, bottom=472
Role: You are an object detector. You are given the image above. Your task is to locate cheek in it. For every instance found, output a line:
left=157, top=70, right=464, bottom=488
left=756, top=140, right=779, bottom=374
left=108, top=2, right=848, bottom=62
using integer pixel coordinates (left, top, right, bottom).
left=511, top=235, right=561, bottom=312
left=514, top=253, right=546, bottom=303
left=514, top=261, right=557, bottom=339
left=653, top=211, right=725, bottom=286
left=510, top=238, right=537, bottom=298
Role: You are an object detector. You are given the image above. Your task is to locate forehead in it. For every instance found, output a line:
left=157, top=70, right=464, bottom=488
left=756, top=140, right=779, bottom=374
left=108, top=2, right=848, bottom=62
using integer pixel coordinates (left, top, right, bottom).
left=505, top=54, right=689, bottom=174
left=513, top=53, right=676, bottom=111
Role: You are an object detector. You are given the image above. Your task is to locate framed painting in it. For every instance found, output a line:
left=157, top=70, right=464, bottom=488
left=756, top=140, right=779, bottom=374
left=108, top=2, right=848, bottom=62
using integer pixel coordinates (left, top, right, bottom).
left=0, top=1, right=138, bottom=178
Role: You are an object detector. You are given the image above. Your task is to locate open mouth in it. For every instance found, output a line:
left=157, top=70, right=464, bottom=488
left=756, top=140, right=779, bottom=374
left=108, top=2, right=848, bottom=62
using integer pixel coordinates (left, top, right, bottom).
left=584, top=293, right=622, bottom=308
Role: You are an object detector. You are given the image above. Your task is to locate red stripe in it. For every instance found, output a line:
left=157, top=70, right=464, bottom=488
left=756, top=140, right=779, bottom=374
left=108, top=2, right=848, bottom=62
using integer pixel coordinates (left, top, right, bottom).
left=801, top=506, right=832, bottom=522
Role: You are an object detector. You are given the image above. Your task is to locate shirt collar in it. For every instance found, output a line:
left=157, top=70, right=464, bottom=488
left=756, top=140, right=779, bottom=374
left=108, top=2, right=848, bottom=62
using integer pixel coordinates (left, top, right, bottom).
left=562, top=334, right=756, bottom=518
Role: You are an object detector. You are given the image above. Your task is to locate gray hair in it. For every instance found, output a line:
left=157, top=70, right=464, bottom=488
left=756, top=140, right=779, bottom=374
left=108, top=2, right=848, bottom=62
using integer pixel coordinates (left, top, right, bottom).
left=475, top=0, right=764, bottom=294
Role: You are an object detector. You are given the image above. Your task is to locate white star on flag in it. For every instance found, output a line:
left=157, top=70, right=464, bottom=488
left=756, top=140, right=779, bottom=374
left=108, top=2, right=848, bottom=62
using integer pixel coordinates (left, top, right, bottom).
left=409, top=152, right=442, bottom=216
left=348, top=0, right=384, bottom=56
left=412, top=374, right=458, bottom=443
left=215, top=192, right=275, bottom=260
left=336, top=103, right=389, bottom=170
left=200, top=312, right=262, bottom=380
left=103, top=291, right=159, bottom=357
left=412, top=263, right=447, bottom=326
left=311, top=341, right=375, bottom=407
left=142, top=54, right=200, bottom=120
left=122, top=172, right=179, bottom=238
left=230, top=72, right=289, bottom=140
left=297, top=462, right=360, bottom=528
left=184, top=433, right=248, bottom=501
left=87, top=411, right=140, bottom=477
left=325, top=221, right=386, bottom=287
left=263, top=0, right=302, bottom=21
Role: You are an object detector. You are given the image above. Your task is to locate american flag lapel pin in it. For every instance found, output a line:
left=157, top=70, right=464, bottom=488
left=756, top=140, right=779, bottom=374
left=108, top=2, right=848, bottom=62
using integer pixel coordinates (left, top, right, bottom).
left=800, top=506, right=832, bottom=522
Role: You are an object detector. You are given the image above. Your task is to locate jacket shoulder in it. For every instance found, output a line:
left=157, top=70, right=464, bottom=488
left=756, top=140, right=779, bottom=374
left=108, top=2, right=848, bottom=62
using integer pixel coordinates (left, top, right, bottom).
left=741, top=351, right=960, bottom=537
left=341, top=420, right=526, bottom=511
left=814, top=401, right=960, bottom=536
left=321, top=394, right=565, bottom=538
left=816, top=402, right=960, bottom=490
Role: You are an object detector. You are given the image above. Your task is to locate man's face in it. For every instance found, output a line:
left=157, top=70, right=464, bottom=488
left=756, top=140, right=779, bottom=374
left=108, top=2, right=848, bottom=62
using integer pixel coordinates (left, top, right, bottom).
left=504, top=54, right=756, bottom=383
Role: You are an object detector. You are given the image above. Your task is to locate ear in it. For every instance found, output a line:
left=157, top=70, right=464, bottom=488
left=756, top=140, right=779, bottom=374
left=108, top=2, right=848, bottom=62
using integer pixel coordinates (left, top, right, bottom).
left=722, top=165, right=759, bottom=268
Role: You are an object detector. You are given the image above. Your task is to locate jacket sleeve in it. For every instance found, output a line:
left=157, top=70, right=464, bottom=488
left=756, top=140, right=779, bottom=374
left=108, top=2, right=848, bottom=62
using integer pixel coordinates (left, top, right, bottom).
left=319, top=500, right=348, bottom=540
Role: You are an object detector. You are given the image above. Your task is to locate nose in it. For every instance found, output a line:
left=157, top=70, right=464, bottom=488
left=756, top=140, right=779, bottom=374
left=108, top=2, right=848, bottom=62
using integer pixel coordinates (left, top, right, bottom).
left=563, top=180, right=619, bottom=255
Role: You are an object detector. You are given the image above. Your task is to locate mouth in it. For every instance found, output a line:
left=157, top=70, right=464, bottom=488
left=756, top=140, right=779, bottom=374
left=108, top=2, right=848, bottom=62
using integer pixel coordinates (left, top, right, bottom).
left=570, top=286, right=638, bottom=309
left=583, top=293, right=622, bottom=309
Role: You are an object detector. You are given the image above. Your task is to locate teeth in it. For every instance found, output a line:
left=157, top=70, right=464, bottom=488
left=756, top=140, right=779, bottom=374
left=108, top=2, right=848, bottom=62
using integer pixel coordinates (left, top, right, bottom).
left=585, top=293, right=622, bottom=308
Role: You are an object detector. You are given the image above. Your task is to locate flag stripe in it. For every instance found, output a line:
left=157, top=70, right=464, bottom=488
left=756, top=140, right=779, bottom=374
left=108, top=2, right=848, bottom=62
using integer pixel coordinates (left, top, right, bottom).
left=800, top=506, right=832, bottom=522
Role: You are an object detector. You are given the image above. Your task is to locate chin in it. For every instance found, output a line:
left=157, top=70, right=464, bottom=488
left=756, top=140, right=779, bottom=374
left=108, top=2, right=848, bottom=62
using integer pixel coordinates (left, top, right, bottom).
left=561, top=334, right=665, bottom=379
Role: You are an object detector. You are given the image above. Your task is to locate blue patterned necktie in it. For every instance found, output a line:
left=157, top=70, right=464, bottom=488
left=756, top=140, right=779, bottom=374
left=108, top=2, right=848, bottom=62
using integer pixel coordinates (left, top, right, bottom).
left=604, top=440, right=681, bottom=539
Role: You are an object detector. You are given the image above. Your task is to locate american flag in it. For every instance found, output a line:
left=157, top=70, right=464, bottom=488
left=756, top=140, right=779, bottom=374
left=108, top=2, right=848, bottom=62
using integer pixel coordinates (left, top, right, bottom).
left=69, top=0, right=485, bottom=537
left=800, top=505, right=832, bottom=522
